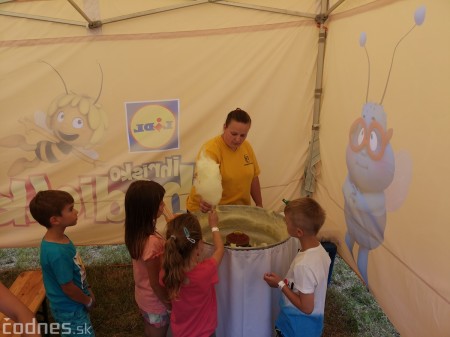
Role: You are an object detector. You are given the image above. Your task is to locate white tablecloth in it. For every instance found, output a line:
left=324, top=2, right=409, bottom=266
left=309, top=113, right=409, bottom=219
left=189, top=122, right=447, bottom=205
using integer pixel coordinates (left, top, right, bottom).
left=205, top=237, right=299, bottom=337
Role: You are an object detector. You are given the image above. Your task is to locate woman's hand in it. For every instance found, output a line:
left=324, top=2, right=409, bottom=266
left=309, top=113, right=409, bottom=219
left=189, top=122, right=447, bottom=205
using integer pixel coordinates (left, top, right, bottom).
left=200, top=200, right=213, bottom=213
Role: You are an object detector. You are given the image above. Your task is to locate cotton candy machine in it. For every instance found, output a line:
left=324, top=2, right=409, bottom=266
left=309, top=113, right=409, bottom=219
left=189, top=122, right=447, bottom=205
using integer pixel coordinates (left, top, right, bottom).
left=193, top=205, right=299, bottom=337
left=195, top=205, right=290, bottom=249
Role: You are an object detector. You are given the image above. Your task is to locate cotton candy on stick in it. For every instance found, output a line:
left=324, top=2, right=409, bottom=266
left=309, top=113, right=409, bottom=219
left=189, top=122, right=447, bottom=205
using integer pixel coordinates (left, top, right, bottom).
left=194, top=151, right=222, bottom=207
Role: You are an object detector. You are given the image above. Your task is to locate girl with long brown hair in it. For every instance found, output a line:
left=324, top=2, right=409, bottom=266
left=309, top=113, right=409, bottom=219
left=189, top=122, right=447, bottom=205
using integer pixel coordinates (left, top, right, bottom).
left=124, top=180, right=171, bottom=337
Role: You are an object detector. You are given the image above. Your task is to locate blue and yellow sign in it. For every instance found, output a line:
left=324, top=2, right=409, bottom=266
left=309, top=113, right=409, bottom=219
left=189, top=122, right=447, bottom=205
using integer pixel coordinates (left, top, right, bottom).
left=125, top=99, right=179, bottom=152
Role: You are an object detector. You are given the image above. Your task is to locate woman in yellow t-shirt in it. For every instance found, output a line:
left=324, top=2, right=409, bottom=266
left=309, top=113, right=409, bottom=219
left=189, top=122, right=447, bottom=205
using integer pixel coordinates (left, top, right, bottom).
left=187, top=108, right=262, bottom=213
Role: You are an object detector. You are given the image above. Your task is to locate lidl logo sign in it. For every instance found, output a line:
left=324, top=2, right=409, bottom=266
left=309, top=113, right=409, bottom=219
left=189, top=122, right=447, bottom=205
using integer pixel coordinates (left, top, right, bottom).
left=125, top=99, right=179, bottom=152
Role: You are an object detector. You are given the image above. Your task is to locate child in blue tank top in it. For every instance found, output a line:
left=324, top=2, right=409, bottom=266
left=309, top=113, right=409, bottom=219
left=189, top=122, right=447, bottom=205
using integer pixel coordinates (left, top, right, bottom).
left=30, top=190, right=95, bottom=337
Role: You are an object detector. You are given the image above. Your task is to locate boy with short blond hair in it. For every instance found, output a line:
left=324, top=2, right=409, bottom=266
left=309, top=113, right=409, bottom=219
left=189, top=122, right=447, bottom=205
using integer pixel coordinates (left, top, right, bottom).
left=264, top=197, right=331, bottom=337
left=30, top=190, right=96, bottom=337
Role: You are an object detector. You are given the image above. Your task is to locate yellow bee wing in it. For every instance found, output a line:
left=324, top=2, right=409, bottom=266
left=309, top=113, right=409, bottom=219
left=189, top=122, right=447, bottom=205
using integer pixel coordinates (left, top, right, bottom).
left=34, top=110, right=49, bottom=131
left=72, top=146, right=102, bottom=165
left=19, top=111, right=58, bottom=143
left=77, top=147, right=99, bottom=160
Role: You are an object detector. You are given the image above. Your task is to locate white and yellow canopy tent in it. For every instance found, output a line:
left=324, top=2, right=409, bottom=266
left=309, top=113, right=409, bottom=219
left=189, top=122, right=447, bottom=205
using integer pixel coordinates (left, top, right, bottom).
left=1, top=0, right=449, bottom=336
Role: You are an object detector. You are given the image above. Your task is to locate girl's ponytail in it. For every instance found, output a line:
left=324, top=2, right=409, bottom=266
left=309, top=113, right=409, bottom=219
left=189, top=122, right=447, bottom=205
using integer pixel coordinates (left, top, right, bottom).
left=162, top=214, right=203, bottom=299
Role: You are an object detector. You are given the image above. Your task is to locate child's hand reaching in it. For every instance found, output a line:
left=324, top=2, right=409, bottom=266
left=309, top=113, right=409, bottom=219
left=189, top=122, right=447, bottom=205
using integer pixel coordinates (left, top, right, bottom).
left=263, top=272, right=282, bottom=288
left=208, top=209, right=218, bottom=228
left=208, top=209, right=224, bottom=265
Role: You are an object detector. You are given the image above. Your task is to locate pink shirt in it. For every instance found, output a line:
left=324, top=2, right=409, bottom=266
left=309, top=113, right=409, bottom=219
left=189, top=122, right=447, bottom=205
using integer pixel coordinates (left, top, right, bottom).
left=171, top=258, right=219, bottom=337
left=132, top=232, right=166, bottom=314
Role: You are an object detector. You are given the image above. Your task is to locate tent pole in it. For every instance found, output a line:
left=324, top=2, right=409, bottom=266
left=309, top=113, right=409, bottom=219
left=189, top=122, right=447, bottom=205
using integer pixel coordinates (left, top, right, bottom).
left=302, top=0, right=349, bottom=197
left=66, top=0, right=102, bottom=29
left=326, top=0, right=347, bottom=16
left=102, top=1, right=209, bottom=25
left=301, top=0, right=330, bottom=197
left=0, top=10, right=85, bottom=27
left=211, top=1, right=316, bottom=19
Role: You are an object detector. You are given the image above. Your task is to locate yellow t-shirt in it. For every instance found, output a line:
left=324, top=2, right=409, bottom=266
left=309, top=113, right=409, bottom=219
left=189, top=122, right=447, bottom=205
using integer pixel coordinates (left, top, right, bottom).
left=187, top=135, right=260, bottom=212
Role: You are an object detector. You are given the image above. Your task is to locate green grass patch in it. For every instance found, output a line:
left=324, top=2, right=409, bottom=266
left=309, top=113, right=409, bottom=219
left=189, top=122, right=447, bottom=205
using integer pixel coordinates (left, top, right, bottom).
left=87, top=264, right=142, bottom=337
left=324, top=256, right=400, bottom=337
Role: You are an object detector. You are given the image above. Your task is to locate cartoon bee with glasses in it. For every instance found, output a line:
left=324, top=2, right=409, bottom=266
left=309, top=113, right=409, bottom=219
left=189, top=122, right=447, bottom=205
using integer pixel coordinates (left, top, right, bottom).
left=0, top=61, right=108, bottom=177
left=343, top=6, right=425, bottom=287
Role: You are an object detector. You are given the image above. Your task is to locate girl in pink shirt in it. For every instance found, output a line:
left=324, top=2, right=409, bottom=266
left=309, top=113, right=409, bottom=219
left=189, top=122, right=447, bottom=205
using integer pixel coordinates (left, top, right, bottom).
left=125, top=180, right=171, bottom=337
left=162, top=211, right=224, bottom=337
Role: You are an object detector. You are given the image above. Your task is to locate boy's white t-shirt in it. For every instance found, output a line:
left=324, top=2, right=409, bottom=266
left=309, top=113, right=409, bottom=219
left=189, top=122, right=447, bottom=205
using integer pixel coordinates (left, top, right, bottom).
left=277, top=244, right=331, bottom=337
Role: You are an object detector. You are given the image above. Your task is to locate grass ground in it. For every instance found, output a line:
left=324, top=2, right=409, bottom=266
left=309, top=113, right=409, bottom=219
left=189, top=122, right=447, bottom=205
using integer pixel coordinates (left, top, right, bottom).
left=0, top=246, right=399, bottom=337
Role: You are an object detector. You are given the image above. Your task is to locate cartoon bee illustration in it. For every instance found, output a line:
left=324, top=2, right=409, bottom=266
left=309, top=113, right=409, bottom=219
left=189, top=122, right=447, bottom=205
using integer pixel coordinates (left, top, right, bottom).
left=0, top=61, right=108, bottom=177
left=343, top=6, right=425, bottom=287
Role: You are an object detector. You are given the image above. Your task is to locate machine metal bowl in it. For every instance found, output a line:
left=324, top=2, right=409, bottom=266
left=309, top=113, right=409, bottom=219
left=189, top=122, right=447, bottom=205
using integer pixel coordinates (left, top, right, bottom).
left=193, top=205, right=289, bottom=250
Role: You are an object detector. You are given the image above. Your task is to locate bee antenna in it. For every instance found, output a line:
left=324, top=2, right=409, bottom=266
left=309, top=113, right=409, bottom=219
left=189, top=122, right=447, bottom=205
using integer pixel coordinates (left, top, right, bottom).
left=40, top=60, right=69, bottom=94
left=380, top=24, right=416, bottom=104
left=359, top=32, right=371, bottom=103
left=363, top=46, right=371, bottom=103
left=94, top=63, right=103, bottom=104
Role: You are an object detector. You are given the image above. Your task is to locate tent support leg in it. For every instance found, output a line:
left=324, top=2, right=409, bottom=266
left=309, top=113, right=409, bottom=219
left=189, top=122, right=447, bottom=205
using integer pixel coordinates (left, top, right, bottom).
left=302, top=0, right=349, bottom=196
left=301, top=0, right=330, bottom=197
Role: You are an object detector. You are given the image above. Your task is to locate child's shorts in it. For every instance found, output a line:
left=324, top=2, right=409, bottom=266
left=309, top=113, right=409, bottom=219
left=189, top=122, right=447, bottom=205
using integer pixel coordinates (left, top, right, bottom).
left=51, top=307, right=95, bottom=337
left=139, top=309, right=170, bottom=328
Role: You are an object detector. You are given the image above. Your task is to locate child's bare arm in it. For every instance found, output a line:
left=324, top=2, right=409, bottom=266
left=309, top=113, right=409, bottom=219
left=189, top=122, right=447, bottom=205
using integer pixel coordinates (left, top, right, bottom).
left=209, top=210, right=224, bottom=265
left=61, top=281, right=94, bottom=310
left=145, top=258, right=171, bottom=310
left=0, top=282, right=41, bottom=337
left=283, top=288, right=315, bottom=314
left=87, top=286, right=95, bottom=304
left=263, top=272, right=315, bottom=314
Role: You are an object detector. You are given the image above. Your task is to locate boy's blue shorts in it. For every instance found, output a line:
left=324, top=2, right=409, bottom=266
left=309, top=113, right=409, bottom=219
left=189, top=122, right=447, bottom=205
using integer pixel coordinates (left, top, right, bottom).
left=51, top=307, right=95, bottom=337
